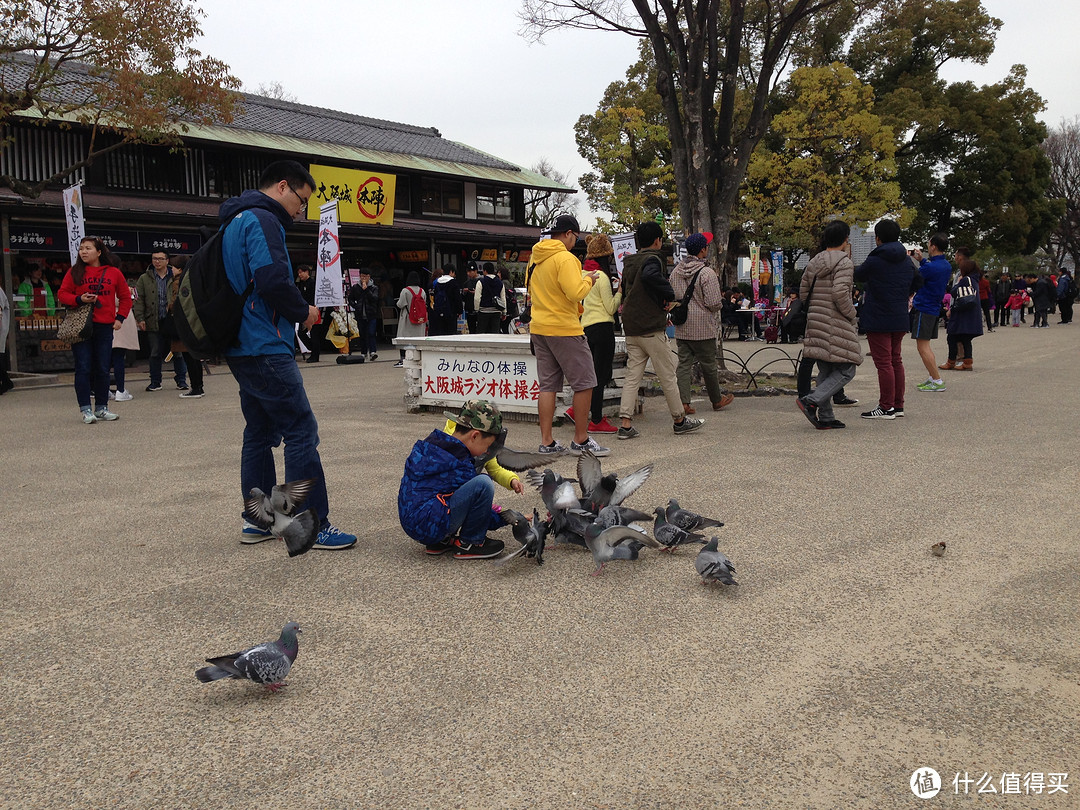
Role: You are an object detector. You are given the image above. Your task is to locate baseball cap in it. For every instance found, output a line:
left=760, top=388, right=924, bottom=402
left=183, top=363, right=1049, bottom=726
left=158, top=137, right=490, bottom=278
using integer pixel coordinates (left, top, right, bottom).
left=443, top=399, right=504, bottom=435
left=549, top=214, right=582, bottom=235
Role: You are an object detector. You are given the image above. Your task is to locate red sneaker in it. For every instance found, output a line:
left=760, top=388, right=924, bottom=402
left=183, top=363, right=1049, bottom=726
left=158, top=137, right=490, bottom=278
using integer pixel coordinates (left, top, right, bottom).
left=564, top=406, right=575, bottom=421
left=588, top=417, right=618, bottom=434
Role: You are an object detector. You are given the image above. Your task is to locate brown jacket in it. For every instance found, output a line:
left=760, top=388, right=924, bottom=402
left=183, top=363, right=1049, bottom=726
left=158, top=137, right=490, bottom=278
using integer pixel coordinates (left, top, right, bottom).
left=799, top=249, right=862, bottom=366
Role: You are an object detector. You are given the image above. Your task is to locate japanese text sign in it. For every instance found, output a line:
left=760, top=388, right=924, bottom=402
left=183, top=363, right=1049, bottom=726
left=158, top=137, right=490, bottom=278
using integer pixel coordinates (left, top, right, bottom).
left=307, top=164, right=397, bottom=226
left=315, top=200, right=345, bottom=308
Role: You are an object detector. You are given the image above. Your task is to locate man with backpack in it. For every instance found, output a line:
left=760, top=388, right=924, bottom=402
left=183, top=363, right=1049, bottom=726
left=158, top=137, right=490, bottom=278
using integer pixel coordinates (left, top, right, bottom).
left=473, top=262, right=506, bottom=334
left=220, top=160, right=356, bottom=551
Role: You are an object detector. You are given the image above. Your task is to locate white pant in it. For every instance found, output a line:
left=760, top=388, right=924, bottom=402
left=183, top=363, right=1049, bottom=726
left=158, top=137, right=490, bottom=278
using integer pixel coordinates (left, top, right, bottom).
left=619, top=332, right=684, bottom=420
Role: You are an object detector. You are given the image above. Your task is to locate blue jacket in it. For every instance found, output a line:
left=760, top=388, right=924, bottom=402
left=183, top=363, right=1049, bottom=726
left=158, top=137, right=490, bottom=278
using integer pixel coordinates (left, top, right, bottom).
left=220, top=190, right=311, bottom=357
left=854, top=241, right=919, bottom=333
left=912, top=254, right=951, bottom=316
left=398, top=430, right=497, bottom=545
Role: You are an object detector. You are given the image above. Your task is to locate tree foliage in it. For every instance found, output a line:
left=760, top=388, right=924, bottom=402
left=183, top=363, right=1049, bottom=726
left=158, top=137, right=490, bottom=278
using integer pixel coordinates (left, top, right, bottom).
left=1, top=0, right=240, bottom=197
left=1043, top=118, right=1080, bottom=271
left=742, top=62, right=906, bottom=258
left=524, top=157, right=580, bottom=229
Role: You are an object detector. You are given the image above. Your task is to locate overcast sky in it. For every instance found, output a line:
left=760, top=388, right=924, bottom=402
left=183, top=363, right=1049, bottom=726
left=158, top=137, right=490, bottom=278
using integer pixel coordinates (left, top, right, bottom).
left=193, top=0, right=1079, bottom=228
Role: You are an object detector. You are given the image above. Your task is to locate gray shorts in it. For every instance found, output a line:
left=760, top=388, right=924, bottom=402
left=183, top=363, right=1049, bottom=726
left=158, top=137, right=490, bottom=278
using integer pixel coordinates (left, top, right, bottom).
left=910, top=310, right=939, bottom=340
left=530, top=333, right=598, bottom=393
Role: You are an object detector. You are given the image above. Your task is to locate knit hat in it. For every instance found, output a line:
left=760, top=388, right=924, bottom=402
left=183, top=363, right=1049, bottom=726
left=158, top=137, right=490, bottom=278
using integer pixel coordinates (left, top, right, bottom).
left=684, top=232, right=713, bottom=256
left=585, top=233, right=614, bottom=259
left=443, top=399, right=503, bottom=435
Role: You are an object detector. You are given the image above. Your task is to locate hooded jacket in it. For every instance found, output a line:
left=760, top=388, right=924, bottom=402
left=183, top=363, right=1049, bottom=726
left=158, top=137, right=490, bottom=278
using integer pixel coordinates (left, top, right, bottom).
left=526, top=238, right=594, bottom=337
left=621, top=249, right=673, bottom=336
left=219, top=190, right=311, bottom=357
left=799, top=249, right=862, bottom=366
left=853, top=241, right=919, bottom=333
left=669, top=256, right=722, bottom=341
left=912, top=254, right=951, bottom=316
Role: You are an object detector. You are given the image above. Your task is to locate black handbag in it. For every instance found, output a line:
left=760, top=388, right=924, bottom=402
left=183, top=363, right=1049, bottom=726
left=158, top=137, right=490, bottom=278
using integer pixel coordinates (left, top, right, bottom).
left=786, top=274, right=817, bottom=337
left=668, top=269, right=703, bottom=326
left=56, top=302, right=94, bottom=344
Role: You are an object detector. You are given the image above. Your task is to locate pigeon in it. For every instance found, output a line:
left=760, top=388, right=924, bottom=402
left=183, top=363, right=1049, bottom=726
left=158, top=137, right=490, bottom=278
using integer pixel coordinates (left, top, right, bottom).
left=576, top=451, right=653, bottom=514
left=547, top=507, right=596, bottom=548
left=524, top=469, right=580, bottom=513
left=665, top=499, right=724, bottom=532
left=652, top=507, right=707, bottom=552
left=583, top=522, right=663, bottom=576
left=595, top=505, right=654, bottom=530
left=243, top=479, right=320, bottom=557
left=475, top=429, right=564, bottom=472
left=195, top=622, right=301, bottom=692
left=930, top=541, right=946, bottom=557
left=498, top=508, right=547, bottom=565
left=695, top=538, right=738, bottom=585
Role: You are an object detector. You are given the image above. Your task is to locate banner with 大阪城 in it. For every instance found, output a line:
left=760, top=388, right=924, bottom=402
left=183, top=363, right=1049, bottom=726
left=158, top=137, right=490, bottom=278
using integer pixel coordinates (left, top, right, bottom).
left=307, top=164, right=396, bottom=226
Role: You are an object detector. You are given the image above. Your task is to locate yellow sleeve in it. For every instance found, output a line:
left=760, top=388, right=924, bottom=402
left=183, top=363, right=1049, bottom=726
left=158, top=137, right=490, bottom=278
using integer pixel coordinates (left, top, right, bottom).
left=484, top=457, right=520, bottom=490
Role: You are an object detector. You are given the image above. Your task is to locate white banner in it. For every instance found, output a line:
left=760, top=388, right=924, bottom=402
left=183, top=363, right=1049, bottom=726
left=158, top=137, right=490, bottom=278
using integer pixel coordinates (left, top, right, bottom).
left=62, top=183, right=85, bottom=266
left=315, top=200, right=344, bottom=308
left=610, top=232, right=636, bottom=278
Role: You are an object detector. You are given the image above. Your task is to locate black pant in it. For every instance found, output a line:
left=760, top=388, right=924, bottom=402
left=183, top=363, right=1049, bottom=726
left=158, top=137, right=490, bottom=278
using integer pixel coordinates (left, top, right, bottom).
left=946, top=334, right=974, bottom=361
left=465, top=311, right=478, bottom=335
left=306, top=310, right=333, bottom=359
left=584, top=321, right=615, bottom=423
left=797, top=357, right=848, bottom=402
left=476, top=311, right=502, bottom=334
left=1034, top=307, right=1048, bottom=327
left=182, top=351, right=204, bottom=393
left=996, top=300, right=1010, bottom=327
left=1059, top=299, right=1073, bottom=324
left=981, top=300, right=994, bottom=330
left=0, top=352, right=12, bottom=394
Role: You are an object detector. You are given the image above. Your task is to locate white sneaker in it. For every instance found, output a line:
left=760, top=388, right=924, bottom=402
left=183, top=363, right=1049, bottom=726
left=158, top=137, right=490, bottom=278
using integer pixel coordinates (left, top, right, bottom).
left=108, top=390, right=115, bottom=401
left=81, top=410, right=98, bottom=424
left=114, top=390, right=133, bottom=402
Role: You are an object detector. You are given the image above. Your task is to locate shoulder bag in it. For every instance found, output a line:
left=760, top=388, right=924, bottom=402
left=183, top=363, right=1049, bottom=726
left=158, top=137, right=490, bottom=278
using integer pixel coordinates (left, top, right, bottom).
left=668, top=269, right=703, bottom=326
left=57, top=302, right=94, bottom=344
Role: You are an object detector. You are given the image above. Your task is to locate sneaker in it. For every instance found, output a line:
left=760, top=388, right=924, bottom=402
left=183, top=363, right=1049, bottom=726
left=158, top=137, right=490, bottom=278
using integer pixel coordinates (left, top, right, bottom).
left=834, top=396, right=859, bottom=407
left=176, top=382, right=190, bottom=391
left=713, top=393, right=735, bottom=410
left=886, top=407, right=905, bottom=418
left=861, top=407, right=895, bottom=420
left=452, top=536, right=505, bottom=559
left=818, top=419, right=846, bottom=429
left=587, top=417, right=618, bottom=434
left=570, top=437, right=611, bottom=457
left=145, top=383, right=162, bottom=392
left=179, top=390, right=205, bottom=398
left=617, top=425, right=640, bottom=440
left=916, top=379, right=946, bottom=392
left=564, top=406, right=575, bottom=421
left=94, top=408, right=119, bottom=421
left=114, top=389, right=133, bottom=402
left=392, top=360, right=404, bottom=368
left=108, top=390, right=115, bottom=401
left=313, top=524, right=357, bottom=550
left=673, top=416, right=704, bottom=435
left=424, top=537, right=456, bottom=555
left=81, top=409, right=97, bottom=424
left=369, top=353, right=377, bottom=361
left=240, top=521, right=275, bottom=544
left=538, top=440, right=565, bottom=454
left=796, top=397, right=819, bottom=427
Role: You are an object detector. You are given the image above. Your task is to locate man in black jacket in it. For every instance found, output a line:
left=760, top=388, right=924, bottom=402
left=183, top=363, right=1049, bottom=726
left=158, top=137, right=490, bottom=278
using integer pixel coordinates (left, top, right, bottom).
left=347, top=268, right=382, bottom=359
left=616, top=221, right=703, bottom=439
left=994, top=272, right=1012, bottom=327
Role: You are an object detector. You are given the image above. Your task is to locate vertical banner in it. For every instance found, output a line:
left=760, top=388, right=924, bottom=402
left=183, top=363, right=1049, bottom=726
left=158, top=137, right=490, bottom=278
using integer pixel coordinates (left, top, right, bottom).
left=771, top=250, right=784, bottom=305
left=749, top=243, right=760, bottom=299
left=62, top=183, right=85, bottom=266
left=315, top=200, right=344, bottom=308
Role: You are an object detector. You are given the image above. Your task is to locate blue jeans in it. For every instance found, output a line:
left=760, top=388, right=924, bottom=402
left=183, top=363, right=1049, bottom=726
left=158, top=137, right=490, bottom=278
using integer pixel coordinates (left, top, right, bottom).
left=111, top=347, right=126, bottom=392
left=148, top=330, right=187, bottom=387
left=72, top=322, right=114, bottom=410
left=226, top=354, right=330, bottom=525
left=446, top=475, right=495, bottom=543
left=356, top=317, right=378, bottom=355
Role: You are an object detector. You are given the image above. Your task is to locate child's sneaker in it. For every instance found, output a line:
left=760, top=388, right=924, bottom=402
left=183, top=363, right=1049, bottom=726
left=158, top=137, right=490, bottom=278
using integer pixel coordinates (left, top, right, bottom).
left=570, top=437, right=611, bottom=457
left=313, top=524, right=357, bottom=550
left=240, top=521, right=275, bottom=544
left=424, top=537, right=456, bottom=555
left=588, top=417, right=618, bottom=434
left=452, top=537, right=505, bottom=559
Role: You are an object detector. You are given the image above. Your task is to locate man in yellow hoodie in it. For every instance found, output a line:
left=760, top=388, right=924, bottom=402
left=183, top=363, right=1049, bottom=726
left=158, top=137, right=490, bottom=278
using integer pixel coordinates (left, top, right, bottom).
left=527, top=215, right=610, bottom=458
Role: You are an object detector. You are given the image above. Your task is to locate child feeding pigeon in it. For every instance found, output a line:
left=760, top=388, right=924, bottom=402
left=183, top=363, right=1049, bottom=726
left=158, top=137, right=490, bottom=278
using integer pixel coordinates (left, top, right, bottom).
left=398, top=399, right=520, bottom=559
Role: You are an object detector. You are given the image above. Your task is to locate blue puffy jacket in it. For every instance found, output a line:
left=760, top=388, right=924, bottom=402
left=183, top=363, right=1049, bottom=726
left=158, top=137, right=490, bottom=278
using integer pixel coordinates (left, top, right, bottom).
left=854, top=241, right=919, bottom=333
left=220, top=190, right=311, bottom=357
left=398, top=430, right=498, bottom=545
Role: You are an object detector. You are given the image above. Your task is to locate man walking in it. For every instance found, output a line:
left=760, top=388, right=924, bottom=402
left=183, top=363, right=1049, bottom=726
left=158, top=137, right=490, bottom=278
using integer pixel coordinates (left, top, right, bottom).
left=855, top=219, right=918, bottom=419
left=795, top=221, right=862, bottom=430
left=221, top=160, right=356, bottom=550
left=527, top=214, right=609, bottom=457
left=134, top=250, right=188, bottom=392
left=617, top=221, right=703, bottom=439
left=910, top=233, right=951, bottom=393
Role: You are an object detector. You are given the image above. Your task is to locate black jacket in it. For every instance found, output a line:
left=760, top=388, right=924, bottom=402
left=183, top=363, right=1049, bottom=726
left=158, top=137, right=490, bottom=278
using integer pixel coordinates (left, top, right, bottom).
left=621, top=249, right=673, bottom=336
left=348, top=282, right=381, bottom=320
left=853, top=241, right=920, bottom=333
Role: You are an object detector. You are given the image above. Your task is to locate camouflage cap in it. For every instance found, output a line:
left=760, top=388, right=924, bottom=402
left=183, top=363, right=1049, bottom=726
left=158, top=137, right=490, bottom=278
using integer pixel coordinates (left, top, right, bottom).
left=444, top=399, right=503, bottom=435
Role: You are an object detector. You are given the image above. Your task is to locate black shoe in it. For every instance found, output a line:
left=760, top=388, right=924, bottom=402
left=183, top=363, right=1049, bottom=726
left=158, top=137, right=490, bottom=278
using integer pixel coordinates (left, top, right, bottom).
left=833, top=396, right=859, bottom=407
left=818, top=419, right=846, bottom=429
left=424, top=538, right=456, bottom=555
left=796, top=396, right=819, bottom=427
left=145, top=383, right=162, bottom=392
left=306, top=355, right=320, bottom=363
left=452, top=537, right=505, bottom=559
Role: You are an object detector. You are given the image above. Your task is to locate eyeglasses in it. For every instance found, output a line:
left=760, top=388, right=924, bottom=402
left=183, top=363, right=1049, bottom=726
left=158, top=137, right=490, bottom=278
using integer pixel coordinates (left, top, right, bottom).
left=288, top=186, right=310, bottom=210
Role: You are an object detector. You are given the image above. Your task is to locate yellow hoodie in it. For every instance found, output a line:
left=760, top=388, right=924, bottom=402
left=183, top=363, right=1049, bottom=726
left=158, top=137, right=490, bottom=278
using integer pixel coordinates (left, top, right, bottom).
left=441, top=419, right=520, bottom=491
left=526, top=238, right=594, bottom=336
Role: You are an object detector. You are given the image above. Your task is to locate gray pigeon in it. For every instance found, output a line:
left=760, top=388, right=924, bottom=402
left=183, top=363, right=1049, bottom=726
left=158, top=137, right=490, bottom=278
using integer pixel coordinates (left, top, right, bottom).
left=524, top=469, right=580, bottom=513
left=665, top=499, right=724, bottom=532
left=695, top=537, right=738, bottom=585
left=595, top=505, right=654, bottom=530
left=498, top=508, right=547, bottom=565
left=652, top=507, right=707, bottom=552
left=576, top=451, right=653, bottom=514
left=583, top=522, right=663, bottom=576
left=243, top=479, right=319, bottom=557
left=547, top=507, right=596, bottom=548
left=195, top=622, right=301, bottom=691
left=475, top=429, right=565, bottom=472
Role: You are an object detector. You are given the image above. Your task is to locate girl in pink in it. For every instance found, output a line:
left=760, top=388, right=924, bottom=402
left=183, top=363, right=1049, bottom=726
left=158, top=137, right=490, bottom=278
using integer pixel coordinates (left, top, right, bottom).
left=58, top=236, right=133, bottom=422
left=1006, top=290, right=1029, bottom=327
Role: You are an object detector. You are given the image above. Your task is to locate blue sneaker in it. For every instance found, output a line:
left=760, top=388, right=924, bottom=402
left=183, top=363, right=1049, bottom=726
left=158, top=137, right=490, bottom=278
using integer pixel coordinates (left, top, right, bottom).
left=240, top=520, right=274, bottom=544
left=314, top=524, right=357, bottom=550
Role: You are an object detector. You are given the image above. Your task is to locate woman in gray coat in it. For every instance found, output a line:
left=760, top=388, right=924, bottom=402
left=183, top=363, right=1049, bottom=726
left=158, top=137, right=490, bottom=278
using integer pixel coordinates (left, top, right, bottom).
left=394, top=270, right=428, bottom=366
left=796, top=221, right=863, bottom=429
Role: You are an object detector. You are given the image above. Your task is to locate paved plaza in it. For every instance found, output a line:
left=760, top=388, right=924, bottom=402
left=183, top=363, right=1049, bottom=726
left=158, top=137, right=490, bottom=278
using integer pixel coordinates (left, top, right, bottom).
left=2, top=327, right=1077, bottom=809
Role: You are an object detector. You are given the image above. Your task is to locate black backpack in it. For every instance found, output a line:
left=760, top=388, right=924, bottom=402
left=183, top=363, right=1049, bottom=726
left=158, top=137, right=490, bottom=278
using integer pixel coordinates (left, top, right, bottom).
left=174, top=227, right=254, bottom=359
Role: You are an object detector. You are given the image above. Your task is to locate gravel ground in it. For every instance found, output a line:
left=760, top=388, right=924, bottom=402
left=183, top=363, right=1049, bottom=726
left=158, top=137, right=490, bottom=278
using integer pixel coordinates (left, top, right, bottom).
left=1, top=328, right=1076, bottom=809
